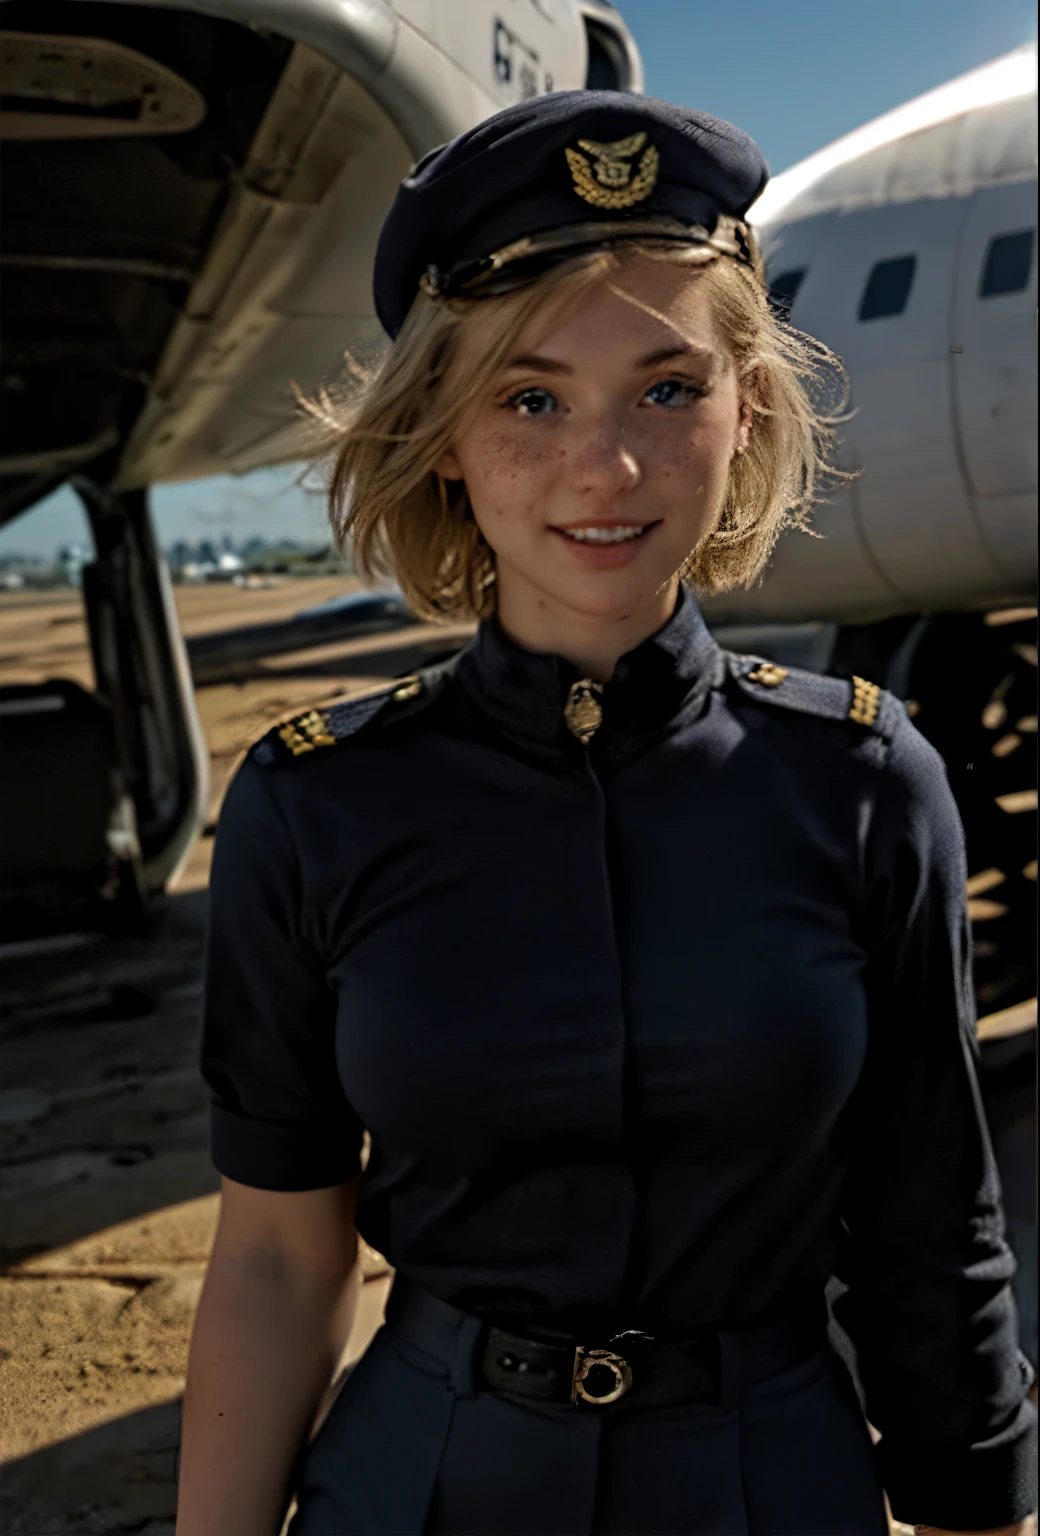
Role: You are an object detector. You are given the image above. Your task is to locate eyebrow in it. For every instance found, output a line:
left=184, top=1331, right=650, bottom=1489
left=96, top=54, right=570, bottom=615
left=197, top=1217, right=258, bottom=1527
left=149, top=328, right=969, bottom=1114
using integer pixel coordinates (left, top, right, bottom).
left=637, top=344, right=716, bottom=368
left=500, top=343, right=716, bottom=375
left=501, top=353, right=572, bottom=375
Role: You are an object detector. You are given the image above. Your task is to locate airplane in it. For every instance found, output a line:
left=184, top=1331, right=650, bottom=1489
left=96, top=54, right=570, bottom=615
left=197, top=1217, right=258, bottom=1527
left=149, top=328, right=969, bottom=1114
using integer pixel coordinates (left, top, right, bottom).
left=0, top=0, right=643, bottom=941
left=708, top=43, right=1037, bottom=1027
left=714, top=42, right=1036, bottom=631
left=185, top=587, right=417, bottom=684
left=1, top=9, right=1035, bottom=1031
left=1, top=1, right=1033, bottom=1362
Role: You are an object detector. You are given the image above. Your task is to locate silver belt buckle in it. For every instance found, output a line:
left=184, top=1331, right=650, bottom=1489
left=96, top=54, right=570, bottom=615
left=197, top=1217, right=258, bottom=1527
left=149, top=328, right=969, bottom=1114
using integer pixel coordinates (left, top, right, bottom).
left=571, top=1346, right=633, bottom=1405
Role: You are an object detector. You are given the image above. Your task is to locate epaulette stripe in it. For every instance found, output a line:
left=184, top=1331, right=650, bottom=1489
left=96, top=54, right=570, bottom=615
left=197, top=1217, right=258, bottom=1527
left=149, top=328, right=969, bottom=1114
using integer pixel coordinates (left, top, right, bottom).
left=249, top=659, right=459, bottom=767
left=724, top=651, right=891, bottom=737
left=849, top=675, right=881, bottom=726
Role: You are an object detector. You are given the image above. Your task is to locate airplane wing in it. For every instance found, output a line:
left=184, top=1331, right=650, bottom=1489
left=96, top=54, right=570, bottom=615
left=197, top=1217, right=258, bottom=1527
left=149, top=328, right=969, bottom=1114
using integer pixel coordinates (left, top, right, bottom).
left=0, top=0, right=643, bottom=521
left=0, top=0, right=643, bottom=938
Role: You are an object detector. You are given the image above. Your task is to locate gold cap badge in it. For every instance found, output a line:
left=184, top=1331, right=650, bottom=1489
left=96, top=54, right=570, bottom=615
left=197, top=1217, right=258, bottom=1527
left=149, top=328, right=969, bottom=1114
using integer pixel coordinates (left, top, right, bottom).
left=564, top=131, right=659, bottom=210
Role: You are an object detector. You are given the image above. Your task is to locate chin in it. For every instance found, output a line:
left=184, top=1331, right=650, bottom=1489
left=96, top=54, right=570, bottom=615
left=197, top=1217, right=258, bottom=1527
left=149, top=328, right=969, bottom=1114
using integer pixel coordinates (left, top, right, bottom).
left=551, top=571, right=676, bottom=624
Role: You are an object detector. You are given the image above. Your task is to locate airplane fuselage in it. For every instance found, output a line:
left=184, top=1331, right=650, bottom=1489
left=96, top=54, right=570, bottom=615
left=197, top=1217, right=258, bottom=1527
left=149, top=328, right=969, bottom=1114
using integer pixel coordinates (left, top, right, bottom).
left=704, top=49, right=1037, bottom=627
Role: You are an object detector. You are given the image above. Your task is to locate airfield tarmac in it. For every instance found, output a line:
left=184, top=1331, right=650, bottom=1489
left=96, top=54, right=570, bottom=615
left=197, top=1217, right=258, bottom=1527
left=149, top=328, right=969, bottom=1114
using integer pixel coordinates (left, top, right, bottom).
left=0, top=577, right=472, bottom=1533
left=0, top=580, right=1033, bottom=1534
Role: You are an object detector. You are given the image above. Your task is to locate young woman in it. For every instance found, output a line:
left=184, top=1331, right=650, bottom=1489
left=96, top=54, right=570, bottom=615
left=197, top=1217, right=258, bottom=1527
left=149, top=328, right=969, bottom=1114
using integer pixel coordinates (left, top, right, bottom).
left=178, top=94, right=1036, bottom=1536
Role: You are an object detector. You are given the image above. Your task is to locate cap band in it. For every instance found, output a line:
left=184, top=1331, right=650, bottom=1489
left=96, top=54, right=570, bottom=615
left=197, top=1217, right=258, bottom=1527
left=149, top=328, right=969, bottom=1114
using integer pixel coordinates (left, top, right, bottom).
left=420, top=214, right=759, bottom=305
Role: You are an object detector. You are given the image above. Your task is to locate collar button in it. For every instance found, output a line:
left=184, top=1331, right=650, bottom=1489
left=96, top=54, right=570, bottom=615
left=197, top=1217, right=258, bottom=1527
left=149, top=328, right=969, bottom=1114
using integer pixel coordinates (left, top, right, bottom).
left=564, top=679, right=604, bottom=745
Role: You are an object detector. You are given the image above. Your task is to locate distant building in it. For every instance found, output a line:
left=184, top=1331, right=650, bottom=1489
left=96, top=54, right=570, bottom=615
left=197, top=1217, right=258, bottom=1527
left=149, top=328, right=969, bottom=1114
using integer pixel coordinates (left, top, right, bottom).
left=57, top=544, right=88, bottom=586
left=167, top=539, right=194, bottom=572
left=240, top=536, right=270, bottom=563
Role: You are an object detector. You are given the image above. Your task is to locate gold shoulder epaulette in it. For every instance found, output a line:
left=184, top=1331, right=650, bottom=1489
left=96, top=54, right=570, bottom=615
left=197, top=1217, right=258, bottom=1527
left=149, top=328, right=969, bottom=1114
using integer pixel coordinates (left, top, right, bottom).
left=726, top=652, right=889, bottom=735
left=249, top=666, right=457, bottom=768
left=277, top=708, right=337, bottom=758
left=849, top=675, right=881, bottom=726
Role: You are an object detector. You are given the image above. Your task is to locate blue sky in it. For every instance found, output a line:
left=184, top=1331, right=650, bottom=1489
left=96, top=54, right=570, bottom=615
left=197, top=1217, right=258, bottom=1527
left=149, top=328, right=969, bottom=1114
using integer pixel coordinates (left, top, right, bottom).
left=3, top=0, right=1035, bottom=560
left=633, top=0, right=1035, bottom=175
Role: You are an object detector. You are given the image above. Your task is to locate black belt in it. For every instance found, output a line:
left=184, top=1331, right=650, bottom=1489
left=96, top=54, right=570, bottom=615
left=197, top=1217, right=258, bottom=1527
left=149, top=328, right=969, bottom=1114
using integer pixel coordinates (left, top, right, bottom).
left=384, top=1276, right=828, bottom=1412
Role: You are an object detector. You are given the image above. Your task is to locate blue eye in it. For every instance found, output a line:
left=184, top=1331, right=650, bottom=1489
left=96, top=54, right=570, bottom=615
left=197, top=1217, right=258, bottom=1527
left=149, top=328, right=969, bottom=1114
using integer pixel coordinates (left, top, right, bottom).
left=645, top=378, right=703, bottom=408
left=507, top=387, right=558, bottom=417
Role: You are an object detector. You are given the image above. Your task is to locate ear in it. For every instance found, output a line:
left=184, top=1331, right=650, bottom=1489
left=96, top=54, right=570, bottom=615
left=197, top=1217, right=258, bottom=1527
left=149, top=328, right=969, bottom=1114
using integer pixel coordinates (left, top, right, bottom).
left=435, top=448, right=464, bottom=481
left=732, top=399, right=753, bottom=459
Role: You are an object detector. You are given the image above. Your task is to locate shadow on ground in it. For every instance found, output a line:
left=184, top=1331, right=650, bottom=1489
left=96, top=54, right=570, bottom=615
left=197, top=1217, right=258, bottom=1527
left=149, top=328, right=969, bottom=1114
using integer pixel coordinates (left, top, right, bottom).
left=201, top=624, right=471, bottom=688
left=0, top=890, right=217, bottom=1265
left=0, top=1400, right=181, bottom=1535
left=1, top=887, right=216, bottom=1531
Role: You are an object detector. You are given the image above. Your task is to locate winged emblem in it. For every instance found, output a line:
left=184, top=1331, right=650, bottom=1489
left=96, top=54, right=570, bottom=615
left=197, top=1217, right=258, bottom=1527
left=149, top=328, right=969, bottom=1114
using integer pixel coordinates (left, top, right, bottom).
left=564, top=130, right=659, bottom=209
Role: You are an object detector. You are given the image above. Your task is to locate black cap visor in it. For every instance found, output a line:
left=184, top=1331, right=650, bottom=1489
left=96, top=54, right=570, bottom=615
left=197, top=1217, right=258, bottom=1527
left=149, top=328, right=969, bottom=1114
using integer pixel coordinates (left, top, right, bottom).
left=421, top=214, right=758, bottom=305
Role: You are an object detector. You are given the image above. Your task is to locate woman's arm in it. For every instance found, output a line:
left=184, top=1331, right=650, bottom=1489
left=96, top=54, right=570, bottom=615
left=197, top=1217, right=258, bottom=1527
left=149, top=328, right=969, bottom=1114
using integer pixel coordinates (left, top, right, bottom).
left=176, top=1176, right=362, bottom=1536
left=834, top=709, right=1036, bottom=1530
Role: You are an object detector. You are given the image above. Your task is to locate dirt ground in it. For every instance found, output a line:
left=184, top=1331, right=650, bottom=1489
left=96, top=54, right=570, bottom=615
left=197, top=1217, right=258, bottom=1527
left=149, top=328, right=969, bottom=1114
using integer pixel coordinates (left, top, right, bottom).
left=0, top=582, right=1034, bottom=1534
left=0, top=579, right=468, bottom=1534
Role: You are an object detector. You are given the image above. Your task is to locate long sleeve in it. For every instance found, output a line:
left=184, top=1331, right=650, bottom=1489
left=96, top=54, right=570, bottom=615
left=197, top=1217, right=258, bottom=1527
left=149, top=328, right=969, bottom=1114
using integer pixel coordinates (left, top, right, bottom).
left=834, top=708, right=1037, bottom=1529
left=198, top=756, right=365, bottom=1191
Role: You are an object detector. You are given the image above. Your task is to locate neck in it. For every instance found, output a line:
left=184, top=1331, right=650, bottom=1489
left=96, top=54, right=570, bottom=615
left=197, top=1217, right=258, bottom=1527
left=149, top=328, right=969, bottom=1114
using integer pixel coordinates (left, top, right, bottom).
left=494, top=575, right=681, bottom=683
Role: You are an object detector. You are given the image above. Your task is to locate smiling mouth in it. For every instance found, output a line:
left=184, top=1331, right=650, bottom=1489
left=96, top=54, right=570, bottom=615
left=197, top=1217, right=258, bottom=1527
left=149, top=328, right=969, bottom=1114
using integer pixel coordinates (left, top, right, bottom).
left=552, top=522, right=659, bottom=544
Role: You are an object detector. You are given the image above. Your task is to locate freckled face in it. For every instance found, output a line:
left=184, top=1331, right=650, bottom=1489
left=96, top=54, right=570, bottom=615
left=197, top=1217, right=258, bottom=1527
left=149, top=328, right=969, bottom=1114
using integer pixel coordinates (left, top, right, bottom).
left=436, top=259, right=749, bottom=627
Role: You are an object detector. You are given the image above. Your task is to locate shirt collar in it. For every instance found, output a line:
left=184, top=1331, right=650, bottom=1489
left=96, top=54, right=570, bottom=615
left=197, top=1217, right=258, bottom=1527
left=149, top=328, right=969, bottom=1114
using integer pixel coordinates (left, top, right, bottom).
left=454, top=585, right=721, bottom=756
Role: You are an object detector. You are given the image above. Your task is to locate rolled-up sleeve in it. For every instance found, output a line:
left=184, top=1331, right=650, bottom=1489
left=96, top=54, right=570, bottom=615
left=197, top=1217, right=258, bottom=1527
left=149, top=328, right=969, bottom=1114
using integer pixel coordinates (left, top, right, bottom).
left=834, top=708, right=1037, bottom=1528
left=199, top=756, right=364, bottom=1192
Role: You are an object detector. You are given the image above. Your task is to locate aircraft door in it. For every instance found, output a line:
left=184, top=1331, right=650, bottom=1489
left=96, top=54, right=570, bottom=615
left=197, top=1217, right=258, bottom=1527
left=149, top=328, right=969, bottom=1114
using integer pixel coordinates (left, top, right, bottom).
left=952, top=180, right=1037, bottom=499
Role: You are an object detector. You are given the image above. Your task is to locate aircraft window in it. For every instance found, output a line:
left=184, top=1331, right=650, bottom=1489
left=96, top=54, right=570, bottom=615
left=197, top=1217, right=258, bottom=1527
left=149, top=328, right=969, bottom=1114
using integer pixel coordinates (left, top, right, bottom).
left=583, top=20, right=629, bottom=90
left=858, top=255, right=916, bottom=320
left=979, top=230, right=1035, bottom=297
left=768, top=268, right=807, bottom=310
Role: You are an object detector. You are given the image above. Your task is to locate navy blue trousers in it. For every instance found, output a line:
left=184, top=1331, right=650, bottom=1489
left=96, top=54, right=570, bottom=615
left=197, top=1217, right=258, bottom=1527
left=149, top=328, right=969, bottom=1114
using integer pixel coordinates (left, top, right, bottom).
left=288, top=1294, right=888, bottom=1535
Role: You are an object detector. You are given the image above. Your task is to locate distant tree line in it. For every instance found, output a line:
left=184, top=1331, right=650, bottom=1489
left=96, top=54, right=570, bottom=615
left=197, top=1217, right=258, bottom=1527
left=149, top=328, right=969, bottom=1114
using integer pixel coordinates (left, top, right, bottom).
left=166, top=534, right=353, bottom=581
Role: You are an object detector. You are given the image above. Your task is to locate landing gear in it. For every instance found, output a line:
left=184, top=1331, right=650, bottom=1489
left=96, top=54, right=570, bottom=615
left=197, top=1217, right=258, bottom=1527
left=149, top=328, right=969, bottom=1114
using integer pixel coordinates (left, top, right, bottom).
left=0, top=482, right=208, bottom=942
left=899, top=611, right=1037, bottom=1017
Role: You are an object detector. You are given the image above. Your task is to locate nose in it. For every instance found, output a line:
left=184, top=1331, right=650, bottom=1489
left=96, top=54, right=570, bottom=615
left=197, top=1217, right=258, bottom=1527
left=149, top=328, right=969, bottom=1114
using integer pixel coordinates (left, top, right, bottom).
left=568, top=416, right=642, bottom=499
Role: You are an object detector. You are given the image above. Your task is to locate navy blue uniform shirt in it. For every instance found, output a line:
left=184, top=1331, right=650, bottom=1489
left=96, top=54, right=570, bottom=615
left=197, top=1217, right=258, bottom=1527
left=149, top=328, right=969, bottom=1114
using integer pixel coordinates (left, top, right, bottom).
left=199, top=589, right=1036, bottom=1526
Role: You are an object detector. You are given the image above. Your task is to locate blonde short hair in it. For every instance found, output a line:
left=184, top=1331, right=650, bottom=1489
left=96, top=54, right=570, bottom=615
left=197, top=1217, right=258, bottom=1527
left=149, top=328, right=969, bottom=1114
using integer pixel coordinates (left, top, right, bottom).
left=309, top=246, right=850, bottom=622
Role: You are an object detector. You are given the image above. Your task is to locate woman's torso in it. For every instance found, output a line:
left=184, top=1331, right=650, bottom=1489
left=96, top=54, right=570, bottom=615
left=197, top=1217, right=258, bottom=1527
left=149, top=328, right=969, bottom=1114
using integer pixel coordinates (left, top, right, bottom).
left=225, top=595, right=890, bottom=1339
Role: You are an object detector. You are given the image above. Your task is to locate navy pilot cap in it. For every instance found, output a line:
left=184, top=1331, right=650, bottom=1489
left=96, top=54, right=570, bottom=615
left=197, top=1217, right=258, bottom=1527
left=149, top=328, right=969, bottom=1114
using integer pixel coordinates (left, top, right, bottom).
left=373, top=91, right=770, bottom=338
